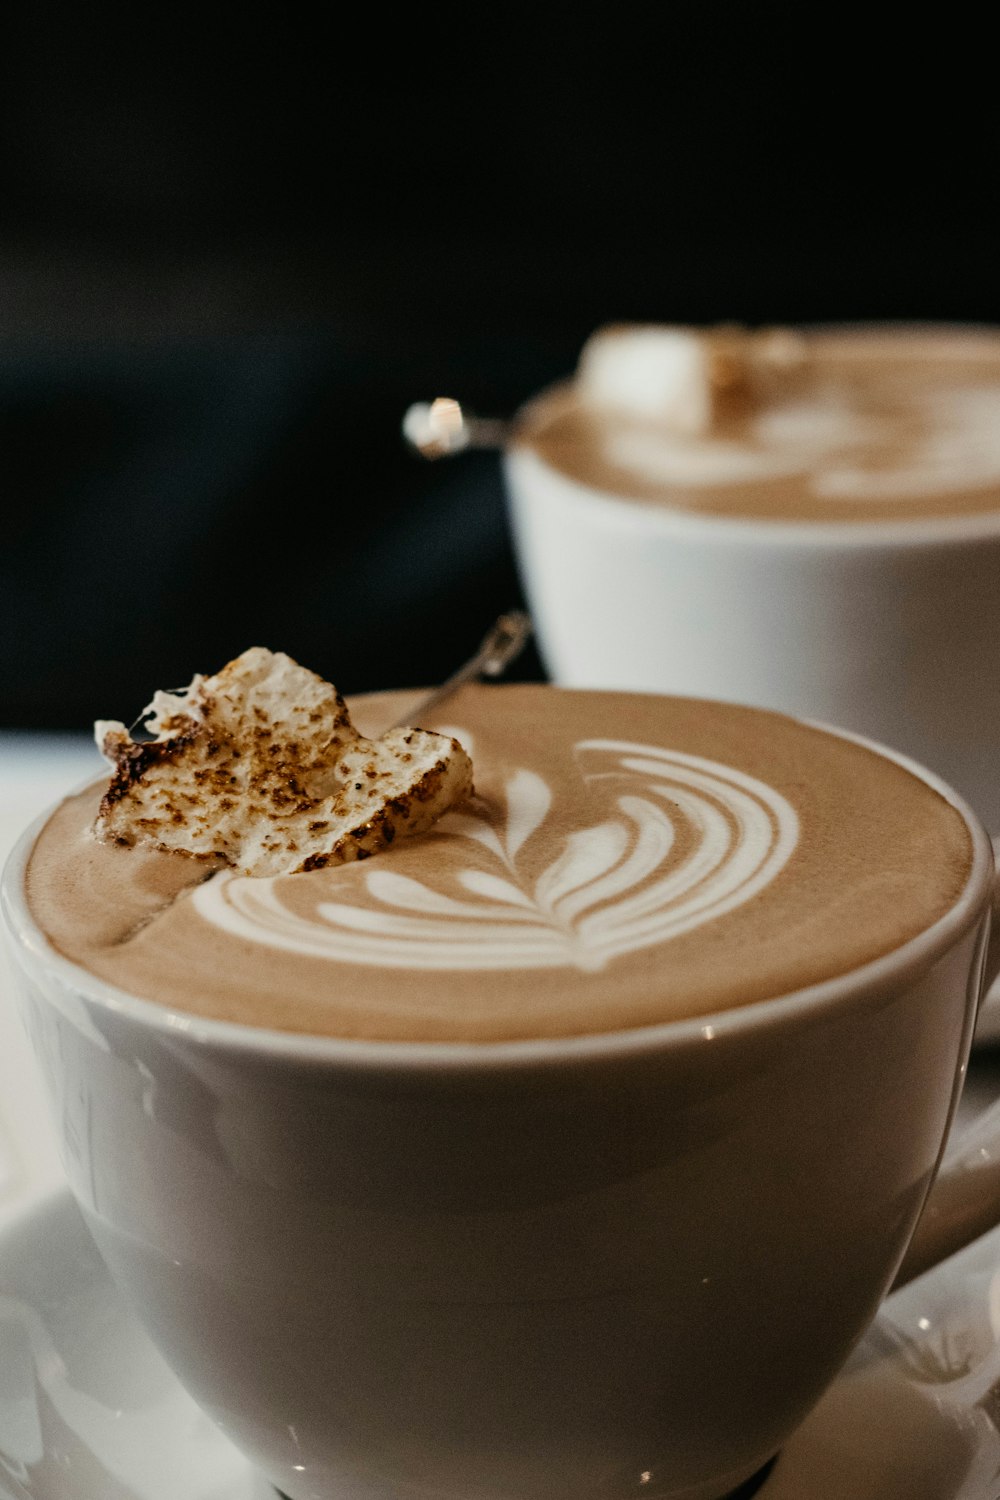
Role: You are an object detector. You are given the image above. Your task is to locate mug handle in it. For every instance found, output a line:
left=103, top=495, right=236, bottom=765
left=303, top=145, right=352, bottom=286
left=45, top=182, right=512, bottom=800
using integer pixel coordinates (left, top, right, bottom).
left=894, top=841, right=1000, bottom=1287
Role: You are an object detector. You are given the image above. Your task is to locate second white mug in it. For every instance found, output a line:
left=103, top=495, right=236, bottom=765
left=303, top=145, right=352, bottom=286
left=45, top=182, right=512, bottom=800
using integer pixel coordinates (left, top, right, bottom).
left=504, top=324, right=1000, bottom=833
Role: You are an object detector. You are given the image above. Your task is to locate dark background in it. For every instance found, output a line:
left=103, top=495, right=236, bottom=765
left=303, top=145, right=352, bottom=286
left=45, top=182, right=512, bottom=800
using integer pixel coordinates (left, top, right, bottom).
left=1, top=18, right=995, bottom=727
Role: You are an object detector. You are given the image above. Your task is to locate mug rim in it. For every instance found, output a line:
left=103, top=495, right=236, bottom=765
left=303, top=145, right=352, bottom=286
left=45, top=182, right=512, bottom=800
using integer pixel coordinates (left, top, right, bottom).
left=506, top=440, right=1000, bottom=548
left=1, top=701, right=994, bottom=1071
left=509, top=321, right=1000, bottom=548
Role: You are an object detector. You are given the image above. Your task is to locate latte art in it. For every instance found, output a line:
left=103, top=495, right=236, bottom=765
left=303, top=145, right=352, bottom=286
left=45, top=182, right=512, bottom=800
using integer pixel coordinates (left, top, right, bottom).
left=194, top=739, right=800, bottom=972
left=26, top=687, right=974, bottom=1040
left=604, top=382, right=1000, bottom=505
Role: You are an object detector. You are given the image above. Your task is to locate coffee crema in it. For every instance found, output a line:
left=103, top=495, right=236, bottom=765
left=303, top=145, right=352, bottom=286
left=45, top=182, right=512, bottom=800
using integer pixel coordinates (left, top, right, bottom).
left=516, top=327, right=1000, bottom=524
left=27, top=686, right=972, bottom=1041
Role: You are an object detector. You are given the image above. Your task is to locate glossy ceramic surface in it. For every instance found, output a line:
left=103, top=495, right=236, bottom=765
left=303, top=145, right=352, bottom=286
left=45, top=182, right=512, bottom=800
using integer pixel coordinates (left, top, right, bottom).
left=3, top=719, right=999, bottom=1499
left=1, top=766, right=995, bottom=1499
left=3, top=1190, right=1000, bottom=1500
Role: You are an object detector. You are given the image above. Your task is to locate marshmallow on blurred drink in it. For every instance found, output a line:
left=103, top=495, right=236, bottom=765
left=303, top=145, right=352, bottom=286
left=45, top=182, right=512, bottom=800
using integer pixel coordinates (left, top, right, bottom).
left=577, top=324, right=806, bottom=436
left=578, top=325, right=717, bottom=434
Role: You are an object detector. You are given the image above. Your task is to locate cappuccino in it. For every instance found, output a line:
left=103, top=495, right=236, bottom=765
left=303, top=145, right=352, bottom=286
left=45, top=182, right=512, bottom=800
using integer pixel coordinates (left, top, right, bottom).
left=27, top=685, right=972, bottom=1041
left=518, top=326, right=1000, bottom=524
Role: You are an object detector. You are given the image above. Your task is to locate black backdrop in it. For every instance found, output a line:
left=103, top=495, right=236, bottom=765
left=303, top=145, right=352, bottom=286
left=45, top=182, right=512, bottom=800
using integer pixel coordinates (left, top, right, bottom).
left=1, top=16, right=996, bottom=727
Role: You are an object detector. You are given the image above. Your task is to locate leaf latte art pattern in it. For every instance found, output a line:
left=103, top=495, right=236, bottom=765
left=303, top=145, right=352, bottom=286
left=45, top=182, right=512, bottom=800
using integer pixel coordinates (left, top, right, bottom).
left=193, top=738, right=800, bottom=973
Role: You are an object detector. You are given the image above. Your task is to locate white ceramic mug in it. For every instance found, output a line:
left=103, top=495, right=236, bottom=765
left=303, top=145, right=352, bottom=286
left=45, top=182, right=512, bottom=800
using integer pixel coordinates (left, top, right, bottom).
left=2, top=727, right=1000, bottom=1500
left=504, top=386, right=1000, bottom=836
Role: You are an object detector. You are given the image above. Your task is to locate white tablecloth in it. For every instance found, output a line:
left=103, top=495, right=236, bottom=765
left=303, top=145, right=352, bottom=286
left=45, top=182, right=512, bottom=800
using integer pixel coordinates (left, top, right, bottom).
left=0, top=734, right=102, bottom=1226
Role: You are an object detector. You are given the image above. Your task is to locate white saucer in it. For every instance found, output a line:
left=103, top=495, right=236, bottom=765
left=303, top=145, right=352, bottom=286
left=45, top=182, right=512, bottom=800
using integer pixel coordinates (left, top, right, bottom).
left=0, top=1193, right=271, bottom=1500
left=3, top=1193, right=1000, bottom=1500
left=0, top=735, right=102, bottom=1230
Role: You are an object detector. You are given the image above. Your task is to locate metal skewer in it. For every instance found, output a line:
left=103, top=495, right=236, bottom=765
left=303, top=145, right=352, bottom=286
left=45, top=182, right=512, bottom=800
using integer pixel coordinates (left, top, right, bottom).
left=402, top=397, right=510, bottom=458
left=392, top=611, right=533, bottom=727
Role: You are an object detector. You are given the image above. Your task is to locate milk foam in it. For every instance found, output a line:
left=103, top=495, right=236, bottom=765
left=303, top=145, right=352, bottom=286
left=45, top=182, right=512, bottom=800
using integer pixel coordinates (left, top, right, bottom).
left=193, top=736, right=800, bottom=973
left=25, top=687, right=975, bottom=1041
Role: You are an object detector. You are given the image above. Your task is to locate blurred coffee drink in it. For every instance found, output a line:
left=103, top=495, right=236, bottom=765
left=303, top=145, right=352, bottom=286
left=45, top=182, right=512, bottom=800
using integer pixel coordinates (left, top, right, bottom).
left=504, top=325, right=1000, bottom=830
left=522, top=325, right=1000, bottom=524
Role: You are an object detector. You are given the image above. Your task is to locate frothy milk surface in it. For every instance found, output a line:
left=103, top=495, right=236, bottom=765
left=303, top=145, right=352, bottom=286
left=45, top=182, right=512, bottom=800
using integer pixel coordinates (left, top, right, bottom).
left=27, top=686, right=972, bottom=1041
left=517, top=327, right=1000, bottom=523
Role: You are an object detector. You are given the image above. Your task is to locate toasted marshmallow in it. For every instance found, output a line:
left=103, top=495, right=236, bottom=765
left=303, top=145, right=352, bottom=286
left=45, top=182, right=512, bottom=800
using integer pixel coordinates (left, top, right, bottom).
left=94, top=648, right=474, bottom=877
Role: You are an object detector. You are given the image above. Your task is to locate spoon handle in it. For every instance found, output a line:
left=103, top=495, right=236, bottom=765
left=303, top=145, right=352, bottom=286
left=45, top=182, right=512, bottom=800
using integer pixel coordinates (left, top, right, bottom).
left=391, top=612, right=533, bottom=729
left=402, top=398, right=510, bottom=458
